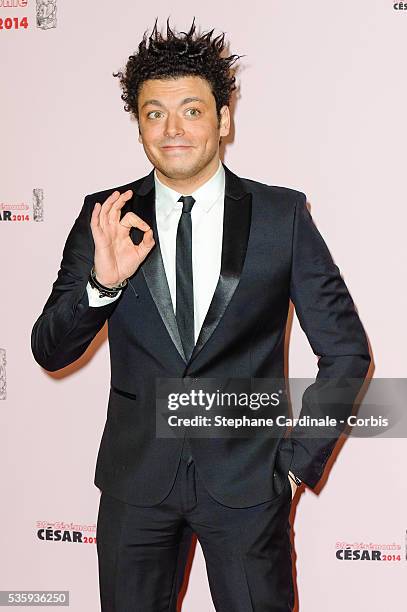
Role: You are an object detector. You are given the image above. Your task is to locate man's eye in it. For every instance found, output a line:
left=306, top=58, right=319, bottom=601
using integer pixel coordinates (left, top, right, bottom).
left=147, top=111, right=163, bottom=119
left=185, top=108, right=201, bottom=117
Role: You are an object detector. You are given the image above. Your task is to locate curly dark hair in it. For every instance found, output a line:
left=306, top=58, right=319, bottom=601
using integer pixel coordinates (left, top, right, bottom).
left=113, top=17, right=243, bottom=123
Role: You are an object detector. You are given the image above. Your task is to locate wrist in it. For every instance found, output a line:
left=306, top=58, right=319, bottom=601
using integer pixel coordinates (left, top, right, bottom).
left=95, top=277, right=119, bottom=289
left=89, top=266, right=128, bottom=298
left=93, top=267, right=123, bottom=288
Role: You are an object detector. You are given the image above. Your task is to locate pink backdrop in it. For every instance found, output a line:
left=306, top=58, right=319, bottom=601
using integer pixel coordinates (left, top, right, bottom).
left=1, top=1, right=406, bottom=610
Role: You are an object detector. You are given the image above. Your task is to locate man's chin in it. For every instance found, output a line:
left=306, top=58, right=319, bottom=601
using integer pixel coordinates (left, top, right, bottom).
left=155, top=161, right=201, bottom=181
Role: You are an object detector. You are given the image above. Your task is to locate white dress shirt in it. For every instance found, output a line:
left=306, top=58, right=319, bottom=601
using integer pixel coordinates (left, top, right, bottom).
left=86, top=160, right=225, bottom=343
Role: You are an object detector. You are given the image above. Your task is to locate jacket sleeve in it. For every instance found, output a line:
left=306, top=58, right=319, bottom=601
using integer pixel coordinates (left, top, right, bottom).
left=31, top=194, right=121, bottom=371
left=285, top=193, right=371, bottom=488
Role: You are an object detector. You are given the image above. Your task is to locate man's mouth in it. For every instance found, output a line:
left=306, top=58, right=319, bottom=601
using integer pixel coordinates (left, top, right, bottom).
left=161, top=145, right=192, bottom=150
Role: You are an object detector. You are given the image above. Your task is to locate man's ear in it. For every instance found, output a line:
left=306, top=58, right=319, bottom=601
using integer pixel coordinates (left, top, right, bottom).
left=219, top=105, right=230, bottom=138
left=138, top=123, right=142, bottom=143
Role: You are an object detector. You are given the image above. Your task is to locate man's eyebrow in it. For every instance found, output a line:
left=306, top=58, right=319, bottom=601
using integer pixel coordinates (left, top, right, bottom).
left=141, top=99, right=164, bottom=109
left=180, top=97, right=206, bottom=105
left=141, top=97, right=206, bottom=110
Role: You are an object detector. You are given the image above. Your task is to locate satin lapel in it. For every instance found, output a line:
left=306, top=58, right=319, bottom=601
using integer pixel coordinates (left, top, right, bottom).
left=188, top=166, right=252, bottom=363
left=129, top=172, right=187, bottom=364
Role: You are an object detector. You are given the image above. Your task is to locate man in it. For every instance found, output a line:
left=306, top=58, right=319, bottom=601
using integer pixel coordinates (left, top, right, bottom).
left=31, top=18, right=371, bottom=612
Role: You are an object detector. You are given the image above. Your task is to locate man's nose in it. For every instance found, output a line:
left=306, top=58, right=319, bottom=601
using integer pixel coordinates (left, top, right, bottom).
left=164, top=115, right=185, bottom=138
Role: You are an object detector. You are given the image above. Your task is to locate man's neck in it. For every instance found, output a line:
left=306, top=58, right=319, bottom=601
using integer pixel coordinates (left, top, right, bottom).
left=154, top=156, right=221, bottom=195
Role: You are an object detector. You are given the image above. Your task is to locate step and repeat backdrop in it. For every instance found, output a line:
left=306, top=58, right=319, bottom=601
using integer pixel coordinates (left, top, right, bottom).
left=1, top=1, right=406, bottom=610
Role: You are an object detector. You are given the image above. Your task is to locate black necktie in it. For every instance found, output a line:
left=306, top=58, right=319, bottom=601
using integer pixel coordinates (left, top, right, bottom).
left=176, top=195, right=196, bottom=361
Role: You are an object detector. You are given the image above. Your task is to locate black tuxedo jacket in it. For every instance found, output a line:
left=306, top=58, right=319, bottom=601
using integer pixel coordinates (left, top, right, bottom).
left=31, top=163, right=370, bottom=507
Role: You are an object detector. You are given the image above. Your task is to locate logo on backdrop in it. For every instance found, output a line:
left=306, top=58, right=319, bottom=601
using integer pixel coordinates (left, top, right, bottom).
left=0, top=189, right=44, bottom=222
left=36, top=0, right=56, bottom=30
left=0, top=1, right=57, bottom=31
left=0, top=0, right=28, bottom=31
left=393, top=2, right=407, bottom=9
left=0, top=349, right=6, bottom=401
left=335, top=540, right=402, bottom=561
left=36, top=520, right=97, bottom=544
left=33, top=188, right=44, bottom=221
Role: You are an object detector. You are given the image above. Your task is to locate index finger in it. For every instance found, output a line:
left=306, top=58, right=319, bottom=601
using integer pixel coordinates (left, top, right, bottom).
left=100, top=189, right=133, bottom=224
left=119, top=211, right=151, bottom=231
left=110, top=189, right=134, bottom=210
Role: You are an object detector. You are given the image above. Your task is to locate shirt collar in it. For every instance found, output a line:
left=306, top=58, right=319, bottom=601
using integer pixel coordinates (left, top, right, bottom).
left=154, top=160, right=225, bottom=220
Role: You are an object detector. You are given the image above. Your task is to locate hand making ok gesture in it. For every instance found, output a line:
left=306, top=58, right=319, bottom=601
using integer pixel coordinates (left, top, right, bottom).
left=90, top=189, right=155, bottom=288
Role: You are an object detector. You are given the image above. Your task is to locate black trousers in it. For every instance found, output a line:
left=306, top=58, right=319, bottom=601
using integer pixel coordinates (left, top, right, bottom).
left=96, top=441, right=294, bottom=611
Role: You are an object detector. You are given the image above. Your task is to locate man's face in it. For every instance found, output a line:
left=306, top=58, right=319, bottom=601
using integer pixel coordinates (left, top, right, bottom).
left=137, top=75, right=230, bottom=180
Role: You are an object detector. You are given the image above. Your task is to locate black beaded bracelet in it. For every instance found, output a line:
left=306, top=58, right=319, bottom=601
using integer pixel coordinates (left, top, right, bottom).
left=89, top=266, right=128, bottom=298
